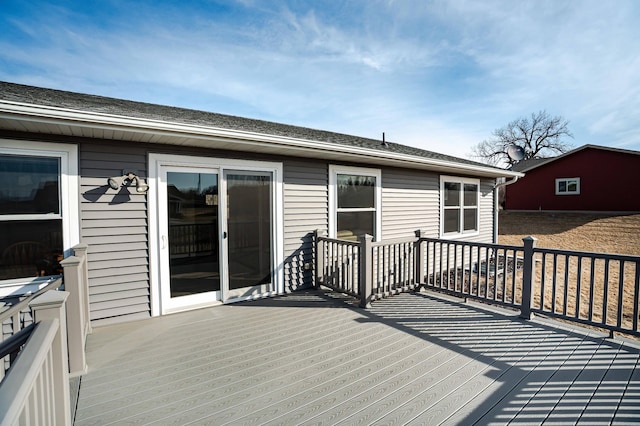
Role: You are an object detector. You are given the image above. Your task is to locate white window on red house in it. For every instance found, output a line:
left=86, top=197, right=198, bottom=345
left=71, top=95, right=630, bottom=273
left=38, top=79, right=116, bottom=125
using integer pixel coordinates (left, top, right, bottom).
left=556, top=177, right=580, bottom=195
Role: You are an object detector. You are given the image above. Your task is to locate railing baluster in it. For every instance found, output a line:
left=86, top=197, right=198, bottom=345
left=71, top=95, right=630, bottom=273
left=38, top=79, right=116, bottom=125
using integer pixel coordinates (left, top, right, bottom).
left=576, top=255, right=582, bottom=319
left=634, top=262, right=640, bottom=333
left=617, top=260, right=624, bottom=328
left=589, top=257, right=596, bottom=322
left=563, top=255, right=570, bottom=316
left=603, top=258, right=610, bottom=325
left=552, top=254, right=558, bottom=314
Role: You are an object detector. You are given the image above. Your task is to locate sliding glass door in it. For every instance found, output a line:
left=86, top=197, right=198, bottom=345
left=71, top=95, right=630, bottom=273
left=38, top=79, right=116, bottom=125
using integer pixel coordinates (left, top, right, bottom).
left=225, top=171, right=273, bottom=299
left=151, top=155, right=282, bottom=315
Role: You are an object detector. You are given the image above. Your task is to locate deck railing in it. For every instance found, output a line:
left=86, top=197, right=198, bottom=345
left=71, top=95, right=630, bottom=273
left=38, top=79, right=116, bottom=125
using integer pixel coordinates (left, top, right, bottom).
left=315, top=233, right=360, bottom=297
left=0, top=277, right=62, bottom=379
left=0, top=242, right=91, bottom=425
left=532, top=246, right=640, bottom=336
left=315, top=230, right=640, bottom=338
left=0, top=290, right=72, bottom=425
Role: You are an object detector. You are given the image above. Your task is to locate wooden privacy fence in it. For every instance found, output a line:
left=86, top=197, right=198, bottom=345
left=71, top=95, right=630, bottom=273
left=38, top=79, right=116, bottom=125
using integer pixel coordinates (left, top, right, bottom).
left=316, top=230, right=640, bottom=338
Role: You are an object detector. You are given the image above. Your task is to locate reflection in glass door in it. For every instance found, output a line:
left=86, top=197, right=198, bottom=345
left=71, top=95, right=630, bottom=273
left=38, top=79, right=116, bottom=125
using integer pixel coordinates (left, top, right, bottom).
left=167, top=172, right=220, bottom=299
left=225, top=172, right=273, bottom=296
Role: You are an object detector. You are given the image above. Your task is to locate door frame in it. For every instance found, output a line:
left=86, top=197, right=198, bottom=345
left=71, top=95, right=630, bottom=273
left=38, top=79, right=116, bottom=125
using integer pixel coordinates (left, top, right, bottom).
left=148, top=153, right=284, bottom=316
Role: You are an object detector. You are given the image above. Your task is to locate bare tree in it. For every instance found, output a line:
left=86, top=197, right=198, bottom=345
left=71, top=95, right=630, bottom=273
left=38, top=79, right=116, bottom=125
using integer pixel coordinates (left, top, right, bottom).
left=471, top=110, right=574, bottom=167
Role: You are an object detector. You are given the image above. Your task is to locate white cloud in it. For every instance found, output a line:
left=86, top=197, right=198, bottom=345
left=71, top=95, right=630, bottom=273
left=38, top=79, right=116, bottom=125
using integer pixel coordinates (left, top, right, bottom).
left=1, top=0, right=639, bottom=158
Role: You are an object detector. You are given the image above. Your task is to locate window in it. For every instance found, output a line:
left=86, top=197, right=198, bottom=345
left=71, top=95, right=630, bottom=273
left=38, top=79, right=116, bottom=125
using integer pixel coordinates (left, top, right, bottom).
left=556, top=177, right=580, bottom=195
left=0, top=141, right=78, bottom=287
left=329, top=166, right=381, bottom=241
left=441, top=176, right=479, bottom=237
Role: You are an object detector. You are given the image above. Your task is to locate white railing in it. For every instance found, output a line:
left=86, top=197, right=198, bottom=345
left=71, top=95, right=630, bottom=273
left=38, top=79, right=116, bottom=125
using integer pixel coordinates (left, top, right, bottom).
left=0, top=242, right=91, bottom=425
left=0, top=290, right=71, bottom=426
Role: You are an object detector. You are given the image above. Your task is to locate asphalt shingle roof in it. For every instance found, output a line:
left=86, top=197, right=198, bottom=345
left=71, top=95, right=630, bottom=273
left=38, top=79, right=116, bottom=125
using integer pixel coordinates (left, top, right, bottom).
left=1, top=81, right=492, bottom=169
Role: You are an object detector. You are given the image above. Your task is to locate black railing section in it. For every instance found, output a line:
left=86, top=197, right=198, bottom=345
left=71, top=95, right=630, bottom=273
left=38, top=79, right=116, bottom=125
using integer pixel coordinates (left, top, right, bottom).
left=315, top=230, right=640, bottom=338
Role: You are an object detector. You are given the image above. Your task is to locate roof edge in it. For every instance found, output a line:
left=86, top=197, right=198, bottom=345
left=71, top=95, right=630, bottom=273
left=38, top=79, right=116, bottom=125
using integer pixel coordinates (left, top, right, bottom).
left=0, top=99, right=521, bottom=179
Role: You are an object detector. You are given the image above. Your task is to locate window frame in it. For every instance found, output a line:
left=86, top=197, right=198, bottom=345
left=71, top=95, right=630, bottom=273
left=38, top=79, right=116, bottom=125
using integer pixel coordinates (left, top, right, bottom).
left=0, top=140, right=79, bottom=295
left=555, top=177, right=580, bottom=195
left=440, top=175, right=480, bottom=238
left=329, top=165, right=382, bottom=242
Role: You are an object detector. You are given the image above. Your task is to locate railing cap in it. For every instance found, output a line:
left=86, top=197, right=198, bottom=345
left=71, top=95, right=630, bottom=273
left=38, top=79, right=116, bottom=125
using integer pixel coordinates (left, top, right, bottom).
left=59, top=255, right=82, bottom=267
left=30, top=290, right=69, bottom=308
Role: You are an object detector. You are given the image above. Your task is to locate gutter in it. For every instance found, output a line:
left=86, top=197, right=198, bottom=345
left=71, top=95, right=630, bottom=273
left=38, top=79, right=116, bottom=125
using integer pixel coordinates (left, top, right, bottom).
left=0, top=100, right=521, bottom=179
left=493, top=175, right=521, bottom=243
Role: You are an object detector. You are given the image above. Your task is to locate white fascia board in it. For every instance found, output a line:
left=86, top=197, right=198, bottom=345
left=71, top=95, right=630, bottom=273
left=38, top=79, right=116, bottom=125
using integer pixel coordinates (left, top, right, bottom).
left=0, top=100, right=522, bottom=179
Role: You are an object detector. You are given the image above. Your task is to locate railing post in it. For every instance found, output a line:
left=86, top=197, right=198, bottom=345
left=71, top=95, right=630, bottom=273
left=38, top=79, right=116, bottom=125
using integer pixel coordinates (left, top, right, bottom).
left=520, top=236, right=538, bottom=320
left=60, top=255, right=88, bottom=377
left=414, top=230, right=425, bottom=288
left=314, top=229, right=327, bottom=289
left=72, top=243, right=92, bottom=334
left=359, top=234, right=373, bottom=308
left=31, top=290, right=72, bottom=426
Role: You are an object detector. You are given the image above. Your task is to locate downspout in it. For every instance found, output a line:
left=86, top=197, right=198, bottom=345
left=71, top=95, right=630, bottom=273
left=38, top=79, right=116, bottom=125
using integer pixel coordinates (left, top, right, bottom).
left=493, top=176, right=520, bottom=243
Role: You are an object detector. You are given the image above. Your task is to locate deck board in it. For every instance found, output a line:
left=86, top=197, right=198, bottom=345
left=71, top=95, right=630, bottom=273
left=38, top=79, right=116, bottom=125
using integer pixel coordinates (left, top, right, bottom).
left=74, top=290, right=640, bottom=425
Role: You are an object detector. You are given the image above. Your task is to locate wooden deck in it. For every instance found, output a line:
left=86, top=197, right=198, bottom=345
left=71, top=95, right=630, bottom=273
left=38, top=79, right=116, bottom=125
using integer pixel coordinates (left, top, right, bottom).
left=74, top=290, right=640, bottom=425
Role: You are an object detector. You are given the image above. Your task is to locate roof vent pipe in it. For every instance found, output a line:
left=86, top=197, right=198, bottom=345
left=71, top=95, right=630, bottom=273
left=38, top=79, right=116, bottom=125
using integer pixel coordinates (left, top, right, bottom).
left=382, top=132, right=389, bottom=147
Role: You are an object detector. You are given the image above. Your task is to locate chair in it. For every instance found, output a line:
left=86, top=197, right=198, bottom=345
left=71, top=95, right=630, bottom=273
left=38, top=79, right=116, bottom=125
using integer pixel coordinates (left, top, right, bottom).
left=1, top=241, right=48, bottom=278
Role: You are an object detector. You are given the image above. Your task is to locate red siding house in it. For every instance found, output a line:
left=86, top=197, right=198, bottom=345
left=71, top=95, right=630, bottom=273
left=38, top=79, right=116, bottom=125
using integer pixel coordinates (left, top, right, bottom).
left=504, top=145, right=640, bottom=212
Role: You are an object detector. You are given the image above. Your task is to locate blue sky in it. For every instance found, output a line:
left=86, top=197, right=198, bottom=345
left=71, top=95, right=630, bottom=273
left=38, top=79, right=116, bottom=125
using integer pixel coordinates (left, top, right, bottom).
left=1, top=0, right=639, bottom=160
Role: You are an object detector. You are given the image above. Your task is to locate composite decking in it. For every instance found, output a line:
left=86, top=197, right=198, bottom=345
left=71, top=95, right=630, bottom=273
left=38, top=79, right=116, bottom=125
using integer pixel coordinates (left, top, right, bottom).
left=74, top=290, right=640, bottom=425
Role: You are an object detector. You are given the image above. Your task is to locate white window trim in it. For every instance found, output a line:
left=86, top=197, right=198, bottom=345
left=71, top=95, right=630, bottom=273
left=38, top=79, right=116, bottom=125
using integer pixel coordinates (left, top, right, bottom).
left=148, top=153, right=284, bottom=316
left=329, top=165, right=382, bottom=241
left=0, top=140, right=79, bottom=297
left=440, top=175, right=480, bottom=239
left=555, top=177, right=580, bottom=195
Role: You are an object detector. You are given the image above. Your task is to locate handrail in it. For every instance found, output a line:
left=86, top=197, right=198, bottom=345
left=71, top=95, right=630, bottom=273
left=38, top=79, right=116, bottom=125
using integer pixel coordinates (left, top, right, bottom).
left=0, top=323, right=35, bottom=361
left=0, top=277, right=63, bottom=324
left=0, top=319, right=60, bottom=425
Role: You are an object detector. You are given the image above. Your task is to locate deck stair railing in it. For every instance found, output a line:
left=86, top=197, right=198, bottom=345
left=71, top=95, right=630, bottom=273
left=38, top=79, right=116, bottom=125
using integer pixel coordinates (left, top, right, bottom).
left=0, top=290, right=72, bottom=425
left=316, top=230, right=640, bottom=338
left=0, top=242, right=91, bottom=425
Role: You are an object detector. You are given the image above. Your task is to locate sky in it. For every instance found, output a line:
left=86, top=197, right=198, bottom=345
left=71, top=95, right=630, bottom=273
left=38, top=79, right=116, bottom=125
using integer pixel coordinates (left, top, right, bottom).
left=1, top=0, right=639, bottom=161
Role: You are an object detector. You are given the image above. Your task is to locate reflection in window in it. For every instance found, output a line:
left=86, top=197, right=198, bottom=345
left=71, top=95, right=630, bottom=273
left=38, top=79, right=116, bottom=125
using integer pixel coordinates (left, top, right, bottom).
left=335, top=173, right=377, bottom=240
left=0, top=154, right=63, bottom=280
left=556, top=178, right=580, bottom=195
left=442, top=177, right=479, bottom=236
left=0, top=155, right=60, bottom=215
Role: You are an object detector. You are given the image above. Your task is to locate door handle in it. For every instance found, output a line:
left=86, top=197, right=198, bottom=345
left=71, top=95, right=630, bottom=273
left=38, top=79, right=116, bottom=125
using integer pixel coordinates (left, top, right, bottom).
left=223, top=231, right=227, bottom=239
left=161, top=235, right=167, bottom=249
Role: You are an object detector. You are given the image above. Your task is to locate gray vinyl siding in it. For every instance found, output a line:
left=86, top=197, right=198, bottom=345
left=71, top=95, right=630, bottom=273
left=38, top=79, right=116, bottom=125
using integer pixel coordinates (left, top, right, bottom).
left=479, top=179, right=497, bottom=242
left=381, top=169, right=439, bottom=240
left=80, top=142, right=150, bottom=326
left=282, top=159, right=328, bottom=291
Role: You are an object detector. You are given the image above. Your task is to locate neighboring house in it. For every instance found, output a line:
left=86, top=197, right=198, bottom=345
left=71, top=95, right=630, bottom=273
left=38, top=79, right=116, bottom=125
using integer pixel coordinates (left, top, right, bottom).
left=0, top=82, right=519, bottom=326
left=504, top=145, right=640, bottom=212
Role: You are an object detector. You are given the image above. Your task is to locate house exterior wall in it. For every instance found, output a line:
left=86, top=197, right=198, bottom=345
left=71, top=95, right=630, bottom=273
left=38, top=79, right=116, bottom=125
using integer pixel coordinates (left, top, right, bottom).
left=381, top=168, right=439, bottom=240
left=1, top=133, right=498, bottom=326
left=282, top=159, right=328, bottom=292
left=80, top=140, right=151, bottom=326
left=505, top=148, right=640, bottom=212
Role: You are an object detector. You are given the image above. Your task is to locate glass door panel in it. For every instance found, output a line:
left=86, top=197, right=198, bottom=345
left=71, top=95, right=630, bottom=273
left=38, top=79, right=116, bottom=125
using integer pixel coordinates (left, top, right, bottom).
left=167, top=172, right=220, bottom=298
left=225, top=172, right=273, bottom=294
